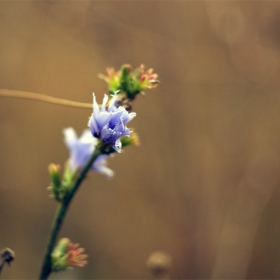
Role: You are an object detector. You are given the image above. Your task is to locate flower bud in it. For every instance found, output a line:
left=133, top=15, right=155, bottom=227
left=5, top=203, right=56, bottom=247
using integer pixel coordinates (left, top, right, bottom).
left=51, top=238, right=88, bottom=272
left=1, top=248, right=15, bottom=266
left=120, top=131, right=140, bottom=148
left=0, top=248, right=15, bottom=275
left=48, top=164, right=61, bottom=188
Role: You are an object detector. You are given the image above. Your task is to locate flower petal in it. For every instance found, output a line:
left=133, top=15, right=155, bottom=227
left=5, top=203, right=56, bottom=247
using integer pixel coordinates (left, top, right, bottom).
left=64, top=127, right=113, bottom=177
left=63, top=127, right=78, bottom=150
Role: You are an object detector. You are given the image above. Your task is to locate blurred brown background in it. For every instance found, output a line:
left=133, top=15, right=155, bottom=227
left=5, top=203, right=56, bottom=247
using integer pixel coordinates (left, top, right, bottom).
left=1, top=1, right=280, bottom=279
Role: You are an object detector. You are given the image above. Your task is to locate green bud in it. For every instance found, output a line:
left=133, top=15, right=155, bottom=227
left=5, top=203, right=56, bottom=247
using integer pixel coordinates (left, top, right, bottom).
left=48, top=163, right=77, bottom=202
left=51, top=238, right=70, bottom=272
left=120, top=131, right=140, bottom=148
left=48, top=164, right=61, bottom=188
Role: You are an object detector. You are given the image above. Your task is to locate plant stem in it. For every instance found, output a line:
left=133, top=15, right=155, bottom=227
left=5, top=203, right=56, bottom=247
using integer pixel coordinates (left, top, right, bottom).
left=0, top=259, right=5, bottom=275
left=0, top=89, right=92, bottom=109
left=39, top=148, right=102, bottom=280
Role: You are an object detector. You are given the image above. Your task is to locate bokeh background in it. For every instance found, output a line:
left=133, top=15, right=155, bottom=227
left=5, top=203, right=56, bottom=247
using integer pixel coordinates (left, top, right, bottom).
left=1, top=1, right=280, bottom=279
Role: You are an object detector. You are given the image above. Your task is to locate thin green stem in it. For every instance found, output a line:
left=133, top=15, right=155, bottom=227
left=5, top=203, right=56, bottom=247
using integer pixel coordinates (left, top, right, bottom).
left=39, top=148, right=102, bottom=280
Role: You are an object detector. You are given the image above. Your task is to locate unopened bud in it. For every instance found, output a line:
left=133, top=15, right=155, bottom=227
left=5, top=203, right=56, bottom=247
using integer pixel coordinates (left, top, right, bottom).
left=121, top=131, right=140, bottom=148
left=48, top=164, right=61, bottom=188
left=1, top=248, right=15, bottom=265
left=0, top=248, right=15, bottom=275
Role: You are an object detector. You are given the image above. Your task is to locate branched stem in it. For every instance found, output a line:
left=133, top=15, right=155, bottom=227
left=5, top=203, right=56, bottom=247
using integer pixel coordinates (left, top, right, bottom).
left=0, top=89, right=92, bottom=109
left=39, top=148, right=102, bottom=280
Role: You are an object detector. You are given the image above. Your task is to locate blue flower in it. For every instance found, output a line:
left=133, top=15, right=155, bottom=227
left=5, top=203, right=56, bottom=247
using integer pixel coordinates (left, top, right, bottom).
left=88, top=94, right=136, bottom=153
left=63, top=127, right=114, bottom=178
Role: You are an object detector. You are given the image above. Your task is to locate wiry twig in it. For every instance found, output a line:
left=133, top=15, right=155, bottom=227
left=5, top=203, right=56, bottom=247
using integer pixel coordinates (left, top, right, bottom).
left=0, top=89, right=92, bottom=109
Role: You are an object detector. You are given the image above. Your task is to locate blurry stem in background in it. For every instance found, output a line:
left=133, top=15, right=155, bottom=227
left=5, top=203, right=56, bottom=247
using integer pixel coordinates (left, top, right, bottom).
left=39, top=148, right=102, bottom=280
left=0, top=260, right=4, bottom=275
left=0, top=89, right=92, bottom=109
left=211, top=150, right=280, bottom=279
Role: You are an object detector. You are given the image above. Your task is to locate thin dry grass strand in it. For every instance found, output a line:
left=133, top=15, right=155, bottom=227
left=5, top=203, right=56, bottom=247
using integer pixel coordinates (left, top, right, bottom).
left=0, top=89, right=93, bottom=109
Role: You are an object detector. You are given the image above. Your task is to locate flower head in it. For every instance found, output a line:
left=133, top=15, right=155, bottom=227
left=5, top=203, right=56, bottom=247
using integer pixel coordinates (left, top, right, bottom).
left=66, top=241, right=88, bottom=268
left=88, top=94, right=136, bottom=153
left=63, top=127, right=113, bottom=177
left=51, top=238, right=88, bottom=272
left=98, top=64, right=159, bottom=99
left=133, top=64, right=159, bottom=91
